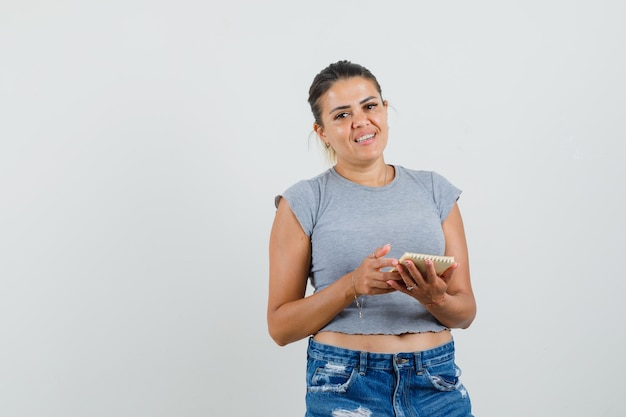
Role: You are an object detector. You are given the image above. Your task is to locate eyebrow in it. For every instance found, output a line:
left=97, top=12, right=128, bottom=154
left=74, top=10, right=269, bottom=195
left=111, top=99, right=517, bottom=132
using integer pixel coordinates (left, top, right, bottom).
left=328, top=96, right=379, bottom=115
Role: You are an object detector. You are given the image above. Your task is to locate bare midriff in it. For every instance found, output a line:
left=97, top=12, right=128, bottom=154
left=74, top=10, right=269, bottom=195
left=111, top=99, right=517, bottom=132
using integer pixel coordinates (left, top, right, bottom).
left=313, top=329, right=452, bottom=354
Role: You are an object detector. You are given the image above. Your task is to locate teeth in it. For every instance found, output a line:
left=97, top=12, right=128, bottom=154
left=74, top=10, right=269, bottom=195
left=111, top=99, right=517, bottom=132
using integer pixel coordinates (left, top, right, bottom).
left=356, top=133, right=374, bottom=143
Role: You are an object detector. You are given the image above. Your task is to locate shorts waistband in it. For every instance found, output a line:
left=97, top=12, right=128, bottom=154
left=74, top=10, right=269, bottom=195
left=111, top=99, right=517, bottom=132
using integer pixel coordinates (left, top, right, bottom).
left=307, top=337, right=456, bottom=371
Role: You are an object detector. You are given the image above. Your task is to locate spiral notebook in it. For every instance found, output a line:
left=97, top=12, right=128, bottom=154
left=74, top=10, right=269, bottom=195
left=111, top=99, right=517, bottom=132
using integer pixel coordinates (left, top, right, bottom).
left=390, top=252, right=455, bottom=275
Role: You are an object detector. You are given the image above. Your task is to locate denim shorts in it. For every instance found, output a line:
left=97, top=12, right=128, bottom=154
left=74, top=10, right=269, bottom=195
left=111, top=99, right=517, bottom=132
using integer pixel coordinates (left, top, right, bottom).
left=305, top=337, right=473, bottom=417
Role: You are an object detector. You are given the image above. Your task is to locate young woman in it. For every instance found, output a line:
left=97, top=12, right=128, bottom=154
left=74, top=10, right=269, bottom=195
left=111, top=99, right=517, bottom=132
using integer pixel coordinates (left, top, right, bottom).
left=268, top=60, right=476, bottom=417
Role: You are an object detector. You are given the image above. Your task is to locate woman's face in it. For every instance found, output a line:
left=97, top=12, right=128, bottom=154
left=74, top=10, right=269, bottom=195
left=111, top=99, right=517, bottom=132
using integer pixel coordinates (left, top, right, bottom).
left=314, top=76, right=389, bottom=167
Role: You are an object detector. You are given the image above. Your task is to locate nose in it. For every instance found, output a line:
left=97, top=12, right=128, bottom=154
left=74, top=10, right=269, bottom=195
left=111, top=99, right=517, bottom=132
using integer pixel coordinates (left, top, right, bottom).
left=352, top=109, right=369, bottom=128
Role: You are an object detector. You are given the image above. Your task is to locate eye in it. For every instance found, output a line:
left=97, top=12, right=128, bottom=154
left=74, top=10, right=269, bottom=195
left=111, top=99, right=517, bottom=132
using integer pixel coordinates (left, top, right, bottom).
left=334, top=112, right=350, bottom=120
left=364, top=102, right=378, bottom=110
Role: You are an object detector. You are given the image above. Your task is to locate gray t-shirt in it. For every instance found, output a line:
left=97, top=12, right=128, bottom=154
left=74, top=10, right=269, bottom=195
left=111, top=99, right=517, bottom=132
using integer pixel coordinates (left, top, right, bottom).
left=276, top=165, right=461, bottom=335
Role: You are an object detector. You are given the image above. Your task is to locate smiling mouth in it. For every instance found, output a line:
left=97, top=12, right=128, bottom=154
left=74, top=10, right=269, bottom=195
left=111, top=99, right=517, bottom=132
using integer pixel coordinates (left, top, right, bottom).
left=355, top=133, right=375, bottom=143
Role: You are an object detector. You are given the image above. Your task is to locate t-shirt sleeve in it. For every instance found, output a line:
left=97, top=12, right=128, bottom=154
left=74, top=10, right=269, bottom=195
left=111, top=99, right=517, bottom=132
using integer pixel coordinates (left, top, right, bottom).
left=431, top=171, right=462, bottom=222
left=274, top=180, right=317, bottom=236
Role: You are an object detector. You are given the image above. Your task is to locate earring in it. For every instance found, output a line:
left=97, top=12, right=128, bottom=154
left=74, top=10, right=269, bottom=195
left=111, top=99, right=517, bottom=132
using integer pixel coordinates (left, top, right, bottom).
left=325, top=143, right=330, bottom=149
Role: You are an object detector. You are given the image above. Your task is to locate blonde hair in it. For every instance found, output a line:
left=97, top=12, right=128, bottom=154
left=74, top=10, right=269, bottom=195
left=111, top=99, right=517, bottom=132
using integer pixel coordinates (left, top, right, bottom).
left=309, top=130, right=337, bottom=166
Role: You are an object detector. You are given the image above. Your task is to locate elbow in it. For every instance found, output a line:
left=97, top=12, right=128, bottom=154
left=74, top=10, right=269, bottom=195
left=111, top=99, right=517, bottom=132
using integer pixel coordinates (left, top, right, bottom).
left=447, top=317, right=475, bottom=330
left=269, top=330, right=301, bottom=347
left=271, top=337, right=290, bottom=347
left=268, top=329, right=290, bottom=347
left=443, top=302, right=476, bottom=330
left=458, top=317, right=475, bottom=330
left=449, top=293, right=477, bottom=329
left=267, top=316, right=295, bottom=347
left=458, top=305, right=477, bottom=329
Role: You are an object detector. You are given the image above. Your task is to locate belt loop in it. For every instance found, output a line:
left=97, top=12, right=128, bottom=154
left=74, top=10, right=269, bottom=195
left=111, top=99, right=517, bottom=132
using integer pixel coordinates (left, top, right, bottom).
left=359, top=351, right=367, bottom=375
left=413, top=351, right=423, bottom=375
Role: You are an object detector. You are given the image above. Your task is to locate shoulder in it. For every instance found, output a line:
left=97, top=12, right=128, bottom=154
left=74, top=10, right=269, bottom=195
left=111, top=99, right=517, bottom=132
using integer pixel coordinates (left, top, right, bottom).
left=395, top=166, right=461, bottom=207
left=397, top=165, right=454, bottom=185
left=396, top=165, right=438, bottom=188
left=396, top=165, right=443, bottom=179
left=274, top=170, right=335, bottom=236
left=275, top=169, right=333, bottom=208
left=286, top=169, right=334, bottom=196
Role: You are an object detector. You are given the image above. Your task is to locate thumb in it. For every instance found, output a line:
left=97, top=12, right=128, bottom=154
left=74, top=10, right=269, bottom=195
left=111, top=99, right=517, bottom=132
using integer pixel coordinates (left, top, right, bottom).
left=440, top=262, right=459, bottom=281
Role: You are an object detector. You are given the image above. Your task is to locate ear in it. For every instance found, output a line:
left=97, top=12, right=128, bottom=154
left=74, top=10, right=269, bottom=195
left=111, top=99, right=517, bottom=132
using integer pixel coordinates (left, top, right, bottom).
left=313, top=122, right=326, bottom=140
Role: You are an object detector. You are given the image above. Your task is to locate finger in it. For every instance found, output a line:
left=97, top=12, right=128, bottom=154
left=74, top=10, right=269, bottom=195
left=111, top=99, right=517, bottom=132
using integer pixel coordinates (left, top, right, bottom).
left=395, top=263, right=418, bottom=288
left=399, top=260, right=425, bottom=285
left=423, top=259, right=441, bottom=282
left=441, top=262, right=459, bottom=277
left=438, top=262, right=459, bottom=283
left=371, top=279, right=397, bottom=291
left=360, top=274, right=397, bottom=295
left=372, top=243, right=392, bottom=259
left=386, top=278, right=414, bottom=294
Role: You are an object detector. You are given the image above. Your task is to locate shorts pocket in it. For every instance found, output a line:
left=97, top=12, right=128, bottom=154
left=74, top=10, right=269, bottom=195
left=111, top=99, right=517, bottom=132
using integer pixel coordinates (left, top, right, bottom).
left=424, top=357, right=463, bottom=392
left=306, top=358, right=358, bottom=394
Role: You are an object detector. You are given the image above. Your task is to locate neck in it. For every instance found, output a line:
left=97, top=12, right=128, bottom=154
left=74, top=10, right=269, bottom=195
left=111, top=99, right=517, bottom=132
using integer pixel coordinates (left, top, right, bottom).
left=334, top=162, right=390, bottom=187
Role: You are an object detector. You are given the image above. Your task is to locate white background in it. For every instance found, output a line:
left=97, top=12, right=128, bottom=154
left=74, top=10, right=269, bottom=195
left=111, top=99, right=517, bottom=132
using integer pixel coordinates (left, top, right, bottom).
left=1, top=1, right=625, bottom=416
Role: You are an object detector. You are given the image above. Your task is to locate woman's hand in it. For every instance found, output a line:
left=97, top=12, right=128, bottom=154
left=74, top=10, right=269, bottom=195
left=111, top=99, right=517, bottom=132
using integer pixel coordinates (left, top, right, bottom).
left=383, top=203, right=476, bottom=329
left=351, top=244, right=399, bottom=297
left=387, top=259, right=458, bottom=306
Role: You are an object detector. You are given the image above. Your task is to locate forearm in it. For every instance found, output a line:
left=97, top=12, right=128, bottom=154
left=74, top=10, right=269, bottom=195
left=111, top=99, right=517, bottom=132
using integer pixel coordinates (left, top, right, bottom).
left=268, top=274, right=354, bottom=346
left=424, top=291, right=476, bottom=329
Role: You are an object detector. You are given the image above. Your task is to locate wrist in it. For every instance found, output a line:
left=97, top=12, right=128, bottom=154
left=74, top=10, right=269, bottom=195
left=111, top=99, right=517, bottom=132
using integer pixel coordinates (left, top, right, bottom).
left=351, top=272, right=364, bottom=319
